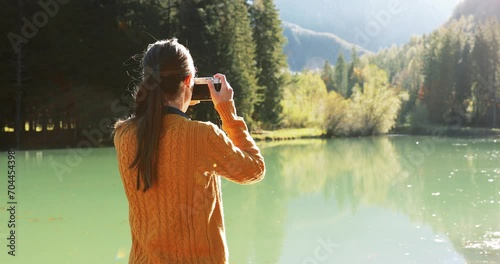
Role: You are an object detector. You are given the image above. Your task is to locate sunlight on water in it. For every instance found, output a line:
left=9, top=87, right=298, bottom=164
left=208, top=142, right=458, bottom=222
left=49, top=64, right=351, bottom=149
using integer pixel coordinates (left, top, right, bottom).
left=465, top=231, right=500, bottom=251
left=114, top=248, right=128, bottom=261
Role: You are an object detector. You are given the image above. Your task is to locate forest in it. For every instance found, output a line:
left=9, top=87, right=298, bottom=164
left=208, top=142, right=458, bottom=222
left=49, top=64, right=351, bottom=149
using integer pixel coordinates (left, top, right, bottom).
left=314, top=15, right=500, bottom=136
left=0, top=0, right=499, bottom=148
left=1, top=0, right=287, bottom=148
left=277, top=0, right=500, bottom=136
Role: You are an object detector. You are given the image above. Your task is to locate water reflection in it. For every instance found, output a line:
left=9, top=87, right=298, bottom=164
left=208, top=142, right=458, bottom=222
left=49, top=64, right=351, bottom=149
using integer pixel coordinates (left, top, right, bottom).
left=223, top=137, right=499, bottom=263
left=0, top=148, right=130, bottom=264
left=389, top=137, right=500, bottom=263
left=224, top=141, right=288, bottom=264
left=1, top=137, right=498, bottom=263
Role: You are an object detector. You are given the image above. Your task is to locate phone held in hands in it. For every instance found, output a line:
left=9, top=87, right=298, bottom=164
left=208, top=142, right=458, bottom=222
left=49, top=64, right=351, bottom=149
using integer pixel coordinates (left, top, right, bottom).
left=192, top=77, right=221, bottom=101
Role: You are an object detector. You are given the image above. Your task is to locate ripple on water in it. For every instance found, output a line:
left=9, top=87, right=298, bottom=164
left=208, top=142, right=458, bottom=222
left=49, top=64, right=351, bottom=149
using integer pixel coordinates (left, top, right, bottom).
left=464, top=231, right=500, bottom=251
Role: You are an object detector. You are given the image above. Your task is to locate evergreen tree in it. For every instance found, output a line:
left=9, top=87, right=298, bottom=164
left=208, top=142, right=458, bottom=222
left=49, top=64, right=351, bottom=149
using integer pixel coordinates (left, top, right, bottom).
left=120, top=0, right=171, bottom=38
left=422, top=31, right=458, bottom=124
left=176, top=0, right=260, bottom=124
left=320, top=60, right=335, bottom=92
left=454, top=43, right=473, bottom=124
left=495, top=20, right=500, bottom=127
left=12, top=0, right=133, bottom=134
left=422, top=32, right=442, bottom=123
left=175, top=0, right=221, bottom=75
left=439, top=33, right=459, bottom=124
left=486, top=18, right=500, bottom=127
left=218, top=0, right=261, bottom=124
left=334, top=52, right=348, bottom=97
left=1, top=0, right=23, bottom=145
left=250, top=0, right=288, bottom=128
left=347, top=47, right=362, bottom=97
left=471, top=22, right=495, bottom=126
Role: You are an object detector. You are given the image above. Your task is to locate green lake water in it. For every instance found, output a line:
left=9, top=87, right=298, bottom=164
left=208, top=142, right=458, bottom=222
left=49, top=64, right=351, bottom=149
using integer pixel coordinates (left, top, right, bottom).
left=0, top=136, right=499, bottom=264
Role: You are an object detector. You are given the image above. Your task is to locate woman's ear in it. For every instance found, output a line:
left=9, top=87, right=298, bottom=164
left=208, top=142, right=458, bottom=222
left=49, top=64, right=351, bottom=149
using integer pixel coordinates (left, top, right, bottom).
left=183, top=74, right=193, bottom=89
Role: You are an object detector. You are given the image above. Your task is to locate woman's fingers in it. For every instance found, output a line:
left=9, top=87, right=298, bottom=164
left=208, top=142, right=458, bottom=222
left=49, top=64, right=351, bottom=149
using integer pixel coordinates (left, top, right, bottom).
left=209, top=73, right=233, bottom=105
left=189, top=100, right=200, bottom=106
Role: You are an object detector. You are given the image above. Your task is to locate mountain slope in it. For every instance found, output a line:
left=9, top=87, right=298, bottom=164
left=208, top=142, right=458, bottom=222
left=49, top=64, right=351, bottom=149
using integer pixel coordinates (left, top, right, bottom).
left=451, top=0, right=500, bottom=21
left=275, top=0, right=461, bottom=52
left=283, top=22, right=370, bottom=71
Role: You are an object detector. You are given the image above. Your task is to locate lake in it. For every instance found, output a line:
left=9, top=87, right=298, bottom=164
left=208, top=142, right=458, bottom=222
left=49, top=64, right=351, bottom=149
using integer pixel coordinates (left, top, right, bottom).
left=0, top=136, right=499, bottom=264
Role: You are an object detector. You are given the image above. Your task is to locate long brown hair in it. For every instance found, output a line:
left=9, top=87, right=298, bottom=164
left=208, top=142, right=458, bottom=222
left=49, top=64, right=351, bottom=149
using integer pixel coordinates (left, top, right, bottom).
left=115, top=39, right=195, bottom=192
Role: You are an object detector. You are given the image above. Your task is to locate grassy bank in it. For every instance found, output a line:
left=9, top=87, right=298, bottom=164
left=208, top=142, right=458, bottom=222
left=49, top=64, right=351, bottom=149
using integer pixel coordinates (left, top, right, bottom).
left=393, top=124, right=500, bottom=138
left=252, top=125, right=500, bottom=142
left=251, top=128, right=325, bottom=141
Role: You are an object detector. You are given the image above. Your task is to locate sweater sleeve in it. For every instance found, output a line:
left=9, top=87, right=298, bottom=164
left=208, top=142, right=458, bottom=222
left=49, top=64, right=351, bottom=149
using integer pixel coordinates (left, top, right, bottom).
left=204, top=100, right=265, bottom=184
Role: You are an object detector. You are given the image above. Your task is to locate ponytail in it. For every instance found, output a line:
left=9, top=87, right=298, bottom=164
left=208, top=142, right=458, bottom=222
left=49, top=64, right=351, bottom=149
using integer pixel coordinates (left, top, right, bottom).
left=115, top=39, right=194, bottom=192
left=129, top=75, right=165, bottom=191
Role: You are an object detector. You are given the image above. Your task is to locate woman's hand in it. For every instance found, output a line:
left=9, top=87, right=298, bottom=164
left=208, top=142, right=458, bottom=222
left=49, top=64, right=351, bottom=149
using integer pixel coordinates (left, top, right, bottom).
left=208, top=73, right=233, bottom=106
left=189, top=100, right=200, bottom=106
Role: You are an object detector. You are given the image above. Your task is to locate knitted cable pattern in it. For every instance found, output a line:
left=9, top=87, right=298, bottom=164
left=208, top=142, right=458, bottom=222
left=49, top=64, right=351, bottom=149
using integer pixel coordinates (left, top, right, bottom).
left=114, top=100, right=265, bottom=264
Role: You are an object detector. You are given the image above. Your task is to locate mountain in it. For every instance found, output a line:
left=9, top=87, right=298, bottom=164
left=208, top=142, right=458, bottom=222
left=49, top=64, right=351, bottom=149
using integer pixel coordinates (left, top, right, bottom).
left=451, top=0, right=500, bottom=21
left=275, top=0, right=461, bottom=52
left=282, top=22, right=370, bottom=71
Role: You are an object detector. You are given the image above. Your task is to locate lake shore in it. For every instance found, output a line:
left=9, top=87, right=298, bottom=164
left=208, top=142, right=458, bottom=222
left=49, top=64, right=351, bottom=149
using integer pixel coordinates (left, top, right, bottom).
left=4, top=125, right=500, bottom=151
left=392, top=125, right=500, bottom=138
left=251, top=128, right=326, bottom=141
left=251, top=125, right=500, bottom=141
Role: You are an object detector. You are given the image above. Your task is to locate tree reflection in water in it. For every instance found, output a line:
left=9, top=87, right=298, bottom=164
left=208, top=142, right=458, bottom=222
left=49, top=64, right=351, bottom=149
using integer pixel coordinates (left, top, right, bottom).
left=223, top=137, right=499, bottom=263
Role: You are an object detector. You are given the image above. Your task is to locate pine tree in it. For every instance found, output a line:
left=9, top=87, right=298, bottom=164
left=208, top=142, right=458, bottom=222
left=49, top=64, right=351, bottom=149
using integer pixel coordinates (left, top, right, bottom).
left=334, top=52, right=348, bottom=97
left=14, top=0, right=132, bottom=135
left=175, top=0, right=221, bottom=76
left=471, top=22, right=495, bottom=126
left=176, top=0, right=260, bottom=124
left=421, top=32, right=441, bottom=123
left=422, top=31, right=458, bottom=124
left=486, top=18, right=500, bottom=127
left=438, top=33, right=459, bottom=124
left=347, top=47, right=362, bottom=97
left=454, top=42, right=473, bottom=124
left=320, top=60, right=335, bottom=92
left=250, top=0, right=288, bottom=128
left=120, top=0, right=171, bottom=37
left=218, top=0, right=261, bottom=124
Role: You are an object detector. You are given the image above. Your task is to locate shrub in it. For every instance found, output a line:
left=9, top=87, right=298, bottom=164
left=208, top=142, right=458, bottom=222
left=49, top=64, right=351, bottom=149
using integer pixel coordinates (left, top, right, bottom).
left=280, top=71, right=327, bottom=128
left=329, top=65, right=408, bottom=136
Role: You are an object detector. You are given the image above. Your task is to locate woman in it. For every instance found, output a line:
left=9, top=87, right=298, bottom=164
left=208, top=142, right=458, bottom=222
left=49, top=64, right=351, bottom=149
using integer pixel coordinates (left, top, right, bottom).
left=114, top=38, right=266, bottom=263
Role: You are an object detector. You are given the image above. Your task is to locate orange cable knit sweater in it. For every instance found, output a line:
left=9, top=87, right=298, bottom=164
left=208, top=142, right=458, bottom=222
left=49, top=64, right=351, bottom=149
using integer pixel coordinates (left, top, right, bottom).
left=114, top=100, right=265, bottom=264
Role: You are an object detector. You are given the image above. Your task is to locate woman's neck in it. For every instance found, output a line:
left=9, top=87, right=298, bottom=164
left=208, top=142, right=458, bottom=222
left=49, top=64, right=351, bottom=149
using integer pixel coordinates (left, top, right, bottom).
left=166, top=84, right=190, bottom=112
left=166, top=101, right=183, bottom=111
left=166, top=96, right=190, bottom=112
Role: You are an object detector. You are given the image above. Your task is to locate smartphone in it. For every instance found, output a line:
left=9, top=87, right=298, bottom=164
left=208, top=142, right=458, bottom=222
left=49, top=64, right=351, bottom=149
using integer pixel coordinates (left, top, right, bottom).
left=192, top=77, right=221, bottom=101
